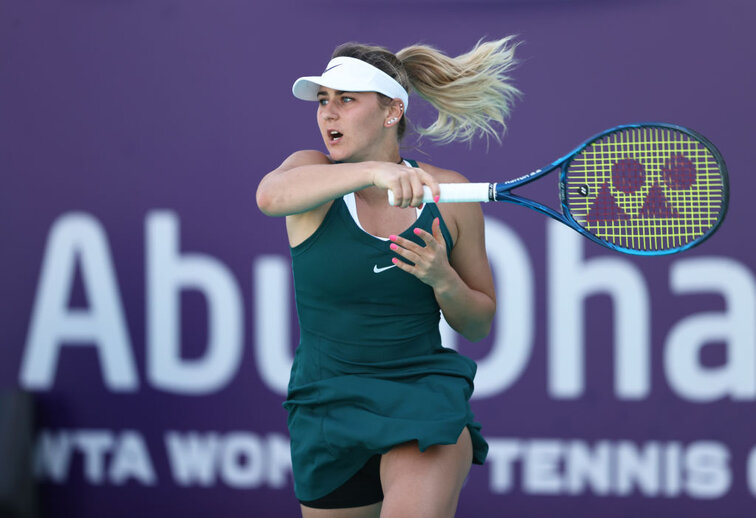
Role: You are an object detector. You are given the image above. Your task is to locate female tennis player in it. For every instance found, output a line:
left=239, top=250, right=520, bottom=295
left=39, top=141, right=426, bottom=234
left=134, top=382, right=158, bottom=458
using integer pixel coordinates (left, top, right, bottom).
left=256, top=38, right=519, bottom=518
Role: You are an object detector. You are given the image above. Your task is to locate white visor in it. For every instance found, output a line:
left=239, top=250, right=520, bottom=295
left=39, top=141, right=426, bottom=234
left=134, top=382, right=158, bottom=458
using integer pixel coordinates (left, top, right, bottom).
left=292, top=56, right=409, bottom=111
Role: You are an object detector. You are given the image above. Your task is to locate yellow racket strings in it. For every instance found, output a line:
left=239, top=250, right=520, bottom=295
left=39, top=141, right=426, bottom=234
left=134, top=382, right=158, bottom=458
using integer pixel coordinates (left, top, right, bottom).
left=565, top=127, right=724, bottom=251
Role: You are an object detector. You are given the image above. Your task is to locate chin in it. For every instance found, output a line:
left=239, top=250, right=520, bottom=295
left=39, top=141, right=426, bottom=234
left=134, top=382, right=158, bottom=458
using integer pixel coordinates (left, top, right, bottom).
left=327, top=148, right=353, bottom=163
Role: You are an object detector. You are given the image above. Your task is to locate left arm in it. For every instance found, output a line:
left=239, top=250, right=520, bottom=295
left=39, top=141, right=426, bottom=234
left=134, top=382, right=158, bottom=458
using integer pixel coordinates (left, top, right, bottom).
left=389, top=202, right=496, bottom=342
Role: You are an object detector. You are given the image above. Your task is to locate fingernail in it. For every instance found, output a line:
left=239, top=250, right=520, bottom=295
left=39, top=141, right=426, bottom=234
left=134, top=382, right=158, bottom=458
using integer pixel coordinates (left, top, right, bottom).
left=392, top=258, right=399, bottom=264
left=413, top=228, right=421, bottom=235
left=434, top=195, right=440, bottom=203
left=390, top=243, right=399, bottom=251
left=389, top=234, right=397, bottom=241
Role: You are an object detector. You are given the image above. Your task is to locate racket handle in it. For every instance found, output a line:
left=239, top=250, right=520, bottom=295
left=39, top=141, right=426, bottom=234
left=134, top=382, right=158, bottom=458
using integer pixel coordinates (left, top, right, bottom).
left=387, top=183, right=493, bottom=205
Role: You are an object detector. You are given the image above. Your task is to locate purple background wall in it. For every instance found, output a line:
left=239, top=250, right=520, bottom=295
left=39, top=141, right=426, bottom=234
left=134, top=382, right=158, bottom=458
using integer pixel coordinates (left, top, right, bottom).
left=2, top=0, right=754, bottom=516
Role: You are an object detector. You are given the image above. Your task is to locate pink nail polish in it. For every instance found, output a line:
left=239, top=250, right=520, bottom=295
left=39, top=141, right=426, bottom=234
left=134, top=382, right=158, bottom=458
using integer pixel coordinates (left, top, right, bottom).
left=392, top=258, right=399, bottom=264
left=413, top=228, right=422, bottom=235
left=390, top=243, right=398, bottom=251
left=389, top=234, right=397, bottom=241
left=434, top=195, right=440, bottom=203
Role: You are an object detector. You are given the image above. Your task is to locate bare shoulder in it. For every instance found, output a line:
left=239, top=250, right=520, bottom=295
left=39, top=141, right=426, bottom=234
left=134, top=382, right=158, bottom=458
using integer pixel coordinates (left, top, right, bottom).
left=279, top=149, right=332, bottom=169
left=414, top=161, right=469, bottom=184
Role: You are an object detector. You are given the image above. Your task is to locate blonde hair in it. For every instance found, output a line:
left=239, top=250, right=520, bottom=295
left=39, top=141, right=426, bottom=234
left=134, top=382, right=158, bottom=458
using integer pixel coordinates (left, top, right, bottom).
left=332, top=37, right=521, bottom=144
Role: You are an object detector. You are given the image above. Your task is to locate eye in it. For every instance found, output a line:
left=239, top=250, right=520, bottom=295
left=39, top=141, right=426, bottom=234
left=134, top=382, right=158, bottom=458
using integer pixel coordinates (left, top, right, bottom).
left=341, top=96, right=354, bottom=103
left=317, top=98, right=328, bottom=106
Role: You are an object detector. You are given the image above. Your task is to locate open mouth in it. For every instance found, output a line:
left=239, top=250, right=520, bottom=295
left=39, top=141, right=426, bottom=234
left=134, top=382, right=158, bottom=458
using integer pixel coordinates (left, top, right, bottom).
left=328, top=130, right=343, bottom=142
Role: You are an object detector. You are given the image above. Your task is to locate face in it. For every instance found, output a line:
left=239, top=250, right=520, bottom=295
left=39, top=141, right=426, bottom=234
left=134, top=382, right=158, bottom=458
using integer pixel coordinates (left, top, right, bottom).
left=316, top=87, right=394, bottom=162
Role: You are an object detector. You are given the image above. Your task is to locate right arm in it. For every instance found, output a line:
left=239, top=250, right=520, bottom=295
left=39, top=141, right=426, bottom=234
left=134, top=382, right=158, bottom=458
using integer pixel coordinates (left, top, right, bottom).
left=256, top=150, right=371, bottom=217
left=256, top=150, right=441, bottom=216
left=256, top=150, right=441, bottom=245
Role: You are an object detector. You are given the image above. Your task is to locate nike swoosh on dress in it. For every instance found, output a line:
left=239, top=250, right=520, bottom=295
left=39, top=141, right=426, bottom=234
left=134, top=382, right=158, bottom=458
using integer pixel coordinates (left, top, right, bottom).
left=373, top=264, right=397, bottom=274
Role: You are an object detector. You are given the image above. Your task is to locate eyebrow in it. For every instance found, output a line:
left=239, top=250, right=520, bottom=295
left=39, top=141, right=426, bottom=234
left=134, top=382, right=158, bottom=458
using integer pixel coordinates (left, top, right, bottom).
left=316, top=90, right=349, bottom=97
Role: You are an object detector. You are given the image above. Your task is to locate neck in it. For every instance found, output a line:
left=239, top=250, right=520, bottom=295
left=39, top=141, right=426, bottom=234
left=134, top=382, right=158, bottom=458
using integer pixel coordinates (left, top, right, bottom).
left=346, top=135, right=402, bottom=164
left=345, top=150, right=401, bottom=165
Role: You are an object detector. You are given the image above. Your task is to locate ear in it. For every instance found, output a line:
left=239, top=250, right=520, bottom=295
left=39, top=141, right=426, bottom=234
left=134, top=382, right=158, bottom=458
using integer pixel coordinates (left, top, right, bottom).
left=384, top=98, right=405, bottom=127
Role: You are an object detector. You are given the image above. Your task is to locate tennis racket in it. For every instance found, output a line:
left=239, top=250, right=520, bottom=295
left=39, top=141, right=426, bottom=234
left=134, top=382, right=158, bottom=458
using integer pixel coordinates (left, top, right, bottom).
left=389, top=123, right=729, bottom=255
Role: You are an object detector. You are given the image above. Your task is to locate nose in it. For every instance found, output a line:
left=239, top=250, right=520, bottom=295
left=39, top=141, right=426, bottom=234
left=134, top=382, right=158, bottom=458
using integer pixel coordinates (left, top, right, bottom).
left=320, top=110, right=336, bottom=121
left=319, top=103, right=337, bottom=121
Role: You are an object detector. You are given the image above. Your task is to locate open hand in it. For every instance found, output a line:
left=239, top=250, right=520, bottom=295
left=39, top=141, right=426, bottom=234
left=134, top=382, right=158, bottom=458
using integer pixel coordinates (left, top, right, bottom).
left=389, top=217, right=452, bottom=288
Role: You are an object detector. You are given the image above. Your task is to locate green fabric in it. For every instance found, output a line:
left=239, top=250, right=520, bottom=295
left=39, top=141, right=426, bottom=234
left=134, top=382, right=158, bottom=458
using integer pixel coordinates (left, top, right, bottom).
left=284, top=162, right=488, bottom=501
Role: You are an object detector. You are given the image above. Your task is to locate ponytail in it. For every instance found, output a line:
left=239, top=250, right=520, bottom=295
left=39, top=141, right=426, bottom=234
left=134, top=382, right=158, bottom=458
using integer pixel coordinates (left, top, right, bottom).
left=398, top=37, right=521, bottom=144
left=332, top=37, right=521, bottom=144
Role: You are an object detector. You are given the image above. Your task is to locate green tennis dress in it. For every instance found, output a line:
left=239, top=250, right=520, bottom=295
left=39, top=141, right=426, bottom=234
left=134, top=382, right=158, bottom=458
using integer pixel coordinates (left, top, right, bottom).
left=284, top=160, right=488, bottom=501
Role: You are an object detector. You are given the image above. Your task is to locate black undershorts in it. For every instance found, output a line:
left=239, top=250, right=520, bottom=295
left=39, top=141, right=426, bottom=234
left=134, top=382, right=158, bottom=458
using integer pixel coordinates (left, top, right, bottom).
left=298, top=455, right=383, bottom=509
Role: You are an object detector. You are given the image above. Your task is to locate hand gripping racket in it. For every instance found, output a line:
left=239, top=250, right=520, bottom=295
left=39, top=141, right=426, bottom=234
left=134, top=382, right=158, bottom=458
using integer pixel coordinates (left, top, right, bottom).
left=389, top=123, right=729, bottom=255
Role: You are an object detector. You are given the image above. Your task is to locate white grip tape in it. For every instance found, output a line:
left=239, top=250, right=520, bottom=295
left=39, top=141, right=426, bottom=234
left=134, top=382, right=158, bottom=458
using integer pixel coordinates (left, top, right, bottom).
left=387, top=183, right=491, bottom=205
